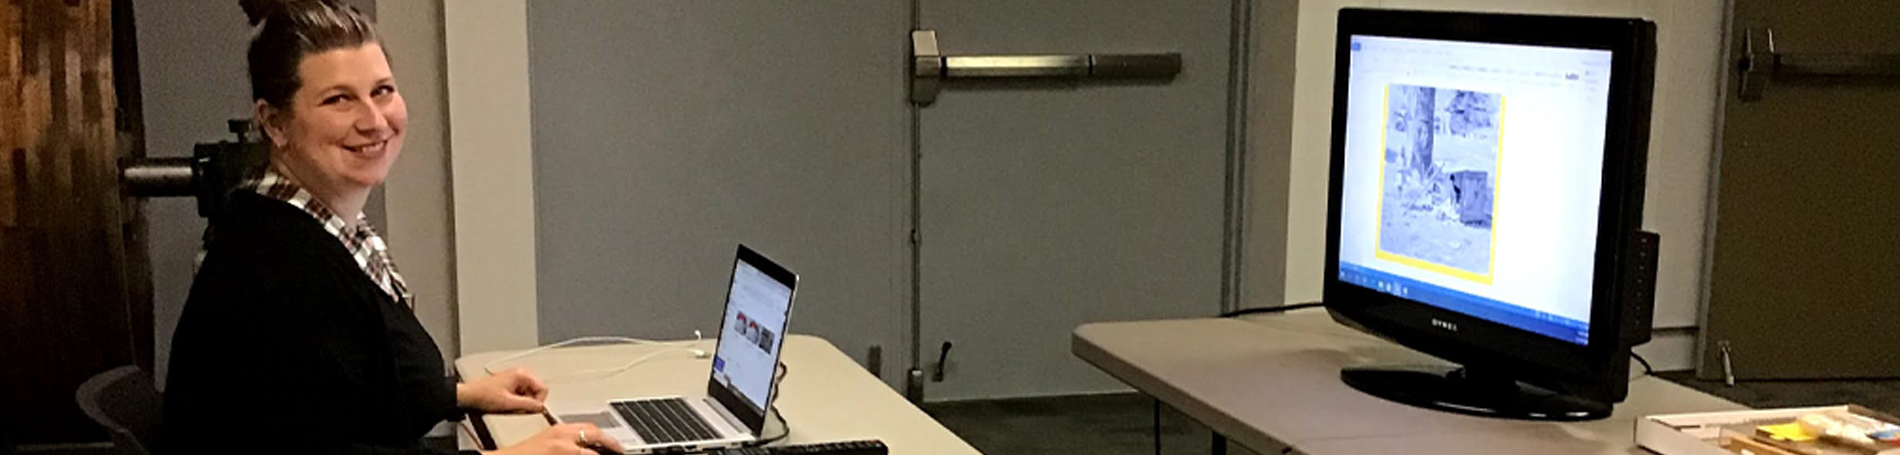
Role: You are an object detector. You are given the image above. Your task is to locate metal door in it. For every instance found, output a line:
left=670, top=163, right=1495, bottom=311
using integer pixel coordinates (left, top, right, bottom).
left=521, top=1, right=1241, bottom=400
left=1698, top=0, right=1900, bottom=379
left=914, top=0, right=1237, bottom=400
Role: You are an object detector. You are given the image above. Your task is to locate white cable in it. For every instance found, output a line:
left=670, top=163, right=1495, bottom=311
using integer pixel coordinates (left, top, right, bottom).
left=539, top=348, right=689, bottom=383
left=482, top=331, right=707, bottom=380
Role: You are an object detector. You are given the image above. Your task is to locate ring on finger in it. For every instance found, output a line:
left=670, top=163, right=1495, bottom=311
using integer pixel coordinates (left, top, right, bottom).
left=578, top=429, right=588, bottom=445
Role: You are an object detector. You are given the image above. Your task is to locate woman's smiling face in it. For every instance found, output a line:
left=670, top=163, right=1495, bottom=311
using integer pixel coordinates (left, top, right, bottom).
left=263, top=42, right=405, bottom=194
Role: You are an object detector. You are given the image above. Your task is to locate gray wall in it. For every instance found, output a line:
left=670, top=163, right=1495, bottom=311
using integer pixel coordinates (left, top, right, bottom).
left=137, top=0, right=380, bottom=386
left=525, top=1, right=911, bottom=376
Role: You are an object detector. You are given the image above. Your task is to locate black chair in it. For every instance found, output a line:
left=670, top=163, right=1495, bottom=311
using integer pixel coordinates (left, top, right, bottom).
left=74, top=366, right=162, bottom=455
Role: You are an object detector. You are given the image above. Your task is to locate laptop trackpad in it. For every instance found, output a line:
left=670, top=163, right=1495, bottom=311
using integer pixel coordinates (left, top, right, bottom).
left=558, top=412, right=622, bottom=429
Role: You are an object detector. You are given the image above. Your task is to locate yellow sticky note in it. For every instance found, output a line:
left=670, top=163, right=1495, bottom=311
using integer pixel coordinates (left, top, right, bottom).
left=1758, top=423, right=1817, bottom=442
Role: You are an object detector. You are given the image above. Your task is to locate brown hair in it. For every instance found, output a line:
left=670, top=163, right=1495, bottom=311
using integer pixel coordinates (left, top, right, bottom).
left=241, top=0, right=380, bottom=109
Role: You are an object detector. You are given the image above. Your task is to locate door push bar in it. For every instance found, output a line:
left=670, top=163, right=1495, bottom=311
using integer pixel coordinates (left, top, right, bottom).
left=911, top=30, right=1181, bottom=105
left=1738, top=28, right=1900, bottom=102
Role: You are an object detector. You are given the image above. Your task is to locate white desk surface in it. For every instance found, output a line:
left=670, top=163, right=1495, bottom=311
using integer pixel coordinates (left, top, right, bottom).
left=1072, top=312, right=1746, bottom=455
left=455, top=335, right=980, bottom=455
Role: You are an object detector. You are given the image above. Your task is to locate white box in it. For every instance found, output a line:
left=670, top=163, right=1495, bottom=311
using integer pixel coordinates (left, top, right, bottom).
left=1637, top=405, right=1900, bottom=455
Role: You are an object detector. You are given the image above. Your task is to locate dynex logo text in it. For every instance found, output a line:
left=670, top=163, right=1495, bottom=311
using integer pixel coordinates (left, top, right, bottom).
left=1431, top=319, right=1459, bottom=332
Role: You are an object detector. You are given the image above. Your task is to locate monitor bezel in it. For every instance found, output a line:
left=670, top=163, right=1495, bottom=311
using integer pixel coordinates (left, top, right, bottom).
left=1323, top=8, right=1654, bottom=404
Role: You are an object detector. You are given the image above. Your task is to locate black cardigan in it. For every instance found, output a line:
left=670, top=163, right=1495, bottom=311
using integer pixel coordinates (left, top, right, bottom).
left=163, top=192, right=460, bottom=455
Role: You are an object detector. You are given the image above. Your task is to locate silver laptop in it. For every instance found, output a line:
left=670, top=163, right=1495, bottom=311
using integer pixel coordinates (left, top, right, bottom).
left=547, top=245, right=798, bottom=454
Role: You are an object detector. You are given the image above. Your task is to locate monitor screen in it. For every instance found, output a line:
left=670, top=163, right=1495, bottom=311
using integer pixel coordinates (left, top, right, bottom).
left=1334, top=35, right=1614, bottom=345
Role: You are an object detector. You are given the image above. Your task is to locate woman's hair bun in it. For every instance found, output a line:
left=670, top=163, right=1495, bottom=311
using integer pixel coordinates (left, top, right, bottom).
left=239, top=0, right=289, bottom=26
left=241, top=0, right=378, bottom=108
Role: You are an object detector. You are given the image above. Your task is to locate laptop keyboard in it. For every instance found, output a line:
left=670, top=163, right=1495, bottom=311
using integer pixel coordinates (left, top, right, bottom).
left=611, top=398, right=722, bottom=445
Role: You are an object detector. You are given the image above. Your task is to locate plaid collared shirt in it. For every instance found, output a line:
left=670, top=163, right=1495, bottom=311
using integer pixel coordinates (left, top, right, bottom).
left=244, top=171, right=411, bottom=307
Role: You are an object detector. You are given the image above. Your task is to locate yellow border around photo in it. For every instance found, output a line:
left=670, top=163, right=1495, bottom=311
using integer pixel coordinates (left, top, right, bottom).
left=1371, top=86, right=1503, bottom=286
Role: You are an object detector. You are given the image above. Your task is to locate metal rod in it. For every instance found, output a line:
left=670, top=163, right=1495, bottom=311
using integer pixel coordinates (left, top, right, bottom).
left=1737, top=28, right=1900, bottom=102
left=1719, top=340, right=1736, bottom=387
left=1773, top=53, right=1900, bottom=77
left=909, top=30, right=1181, bottom=103
left=936, top=53, right=1181, bottom=79
left=906, top=6, right=925, bottom=403
left=1093, top=54, right=1183, bottom=78
left=1219, top=0, right=1253, bottom=315
left=121, top=157, right=195, bottom=197
left=944, top=55, right=1089, bottom=77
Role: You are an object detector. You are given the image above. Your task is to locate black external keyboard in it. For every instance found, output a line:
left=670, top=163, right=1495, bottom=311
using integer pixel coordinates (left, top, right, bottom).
left=706, top=439, right=887, bottom=455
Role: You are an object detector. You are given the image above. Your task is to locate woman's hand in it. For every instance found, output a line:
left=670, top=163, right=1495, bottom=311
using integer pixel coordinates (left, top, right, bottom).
left=486, top=423, right=626, bottom=455
left=458, top=368, right=549, bottom=414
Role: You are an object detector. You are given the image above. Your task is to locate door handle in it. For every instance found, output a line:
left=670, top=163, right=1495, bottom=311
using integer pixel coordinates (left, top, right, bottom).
left=1738, top=28, right=1900, bottom=102
left=930, top=341, right=953, bottom=382
left=911, top=30, right=1182, bottom=105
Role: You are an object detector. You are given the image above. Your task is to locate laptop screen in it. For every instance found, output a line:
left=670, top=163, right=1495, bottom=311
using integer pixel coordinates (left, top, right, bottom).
left=710, top=250, right=794, bottom=414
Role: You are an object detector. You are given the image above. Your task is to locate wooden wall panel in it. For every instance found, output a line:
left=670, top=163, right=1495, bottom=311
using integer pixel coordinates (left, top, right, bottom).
left=2, top=0, right=144, bottom=447
left=2, top=0, right=17, bottom=228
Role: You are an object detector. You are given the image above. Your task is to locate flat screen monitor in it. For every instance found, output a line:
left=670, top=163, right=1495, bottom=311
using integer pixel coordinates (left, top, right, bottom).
left=1324, top=8, right=1657, bottom=421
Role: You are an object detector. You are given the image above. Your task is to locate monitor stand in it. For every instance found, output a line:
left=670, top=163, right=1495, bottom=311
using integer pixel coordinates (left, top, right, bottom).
left=1341, top=365, right=1611, bottom=421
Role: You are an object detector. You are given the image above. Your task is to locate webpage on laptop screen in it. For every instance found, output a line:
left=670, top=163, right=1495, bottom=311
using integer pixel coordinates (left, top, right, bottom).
left=712, top=261, right=791, bottom=412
